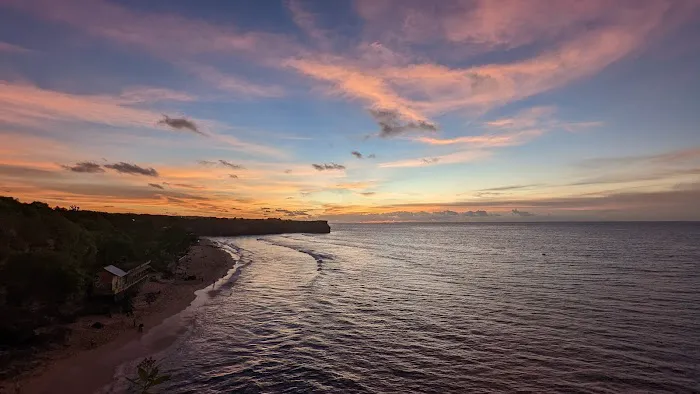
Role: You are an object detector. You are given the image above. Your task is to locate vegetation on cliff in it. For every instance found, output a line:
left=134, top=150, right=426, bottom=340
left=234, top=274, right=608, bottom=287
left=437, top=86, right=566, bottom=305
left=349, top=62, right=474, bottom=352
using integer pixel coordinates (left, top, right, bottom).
left=0, top=196, right=329, bottom=377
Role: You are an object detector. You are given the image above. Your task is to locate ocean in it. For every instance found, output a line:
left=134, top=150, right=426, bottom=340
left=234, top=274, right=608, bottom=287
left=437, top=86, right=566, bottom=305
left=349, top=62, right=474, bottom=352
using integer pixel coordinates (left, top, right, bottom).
left=116, top=223, right=700, bottom=393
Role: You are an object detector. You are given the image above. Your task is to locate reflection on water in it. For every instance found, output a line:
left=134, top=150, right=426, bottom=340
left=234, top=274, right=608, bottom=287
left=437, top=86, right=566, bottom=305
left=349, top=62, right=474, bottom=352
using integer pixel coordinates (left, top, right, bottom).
left=111, top=223, right=700, bottom=393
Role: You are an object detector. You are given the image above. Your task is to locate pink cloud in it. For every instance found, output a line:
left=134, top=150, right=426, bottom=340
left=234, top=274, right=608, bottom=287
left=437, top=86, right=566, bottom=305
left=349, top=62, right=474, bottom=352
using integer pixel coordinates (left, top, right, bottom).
left=286, top=0, right=331, bottom=49
left=1, top=0, right=276, bottom=56
left=0, top=41, right=33, bottom=53
left=287, top=58, right=426, bottom=121
left=183, top=63, right=285, bottom=98
left=118, top=87, right=197, bottom=103
left=293, top=0, right=695, bottom=124
left=0, top=81, right=157, bottom=128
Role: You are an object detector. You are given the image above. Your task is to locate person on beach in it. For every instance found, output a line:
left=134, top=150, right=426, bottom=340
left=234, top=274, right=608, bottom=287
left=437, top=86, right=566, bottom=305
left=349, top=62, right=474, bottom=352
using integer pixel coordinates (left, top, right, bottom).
left=138, top=323, right=144, bottom=333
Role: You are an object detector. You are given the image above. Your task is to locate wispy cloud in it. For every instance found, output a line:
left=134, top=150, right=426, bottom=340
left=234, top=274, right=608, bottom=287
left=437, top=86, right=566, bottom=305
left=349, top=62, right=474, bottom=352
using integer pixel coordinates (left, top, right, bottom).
left=0, top=81, right=157, bottom=128
left=580, top=147, right=700, bottom=168
left=286, top=0, right=330, bottom=49
left=62, top=161, right=104, bottom=173
left=219, top=160, right=245, bottom=170
left=417, top=130, right=543, bottom=147
left=163, top=182, right=205, bottom=189
left=119, top=87, right=196, bottom=103
left=380, top=150, right=490, bottom=168
left=275, top=208, right=310, bottom=216
left=351, top=151, right=363, bottom=159
left=104, top=162, right=159, bottom=177
left=184, top=63, right=285, bottom=97
left=291, top=1, right=691, bottom=124
left=2, top=0, right=296, bottom=60
left=481, top=184, right=543, bottom=192
left=0, top=41, right=33, bottom=53
left=148, top=183, right=164, bottom=189
left=158, top=115, right=202, bottom=135
left=312, top=163, right=346, bottom=171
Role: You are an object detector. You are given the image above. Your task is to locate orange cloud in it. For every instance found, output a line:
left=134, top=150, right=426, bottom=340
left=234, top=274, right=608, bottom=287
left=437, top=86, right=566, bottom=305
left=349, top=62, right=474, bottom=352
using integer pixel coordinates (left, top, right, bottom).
left=417, top=130, right=544, bottom=147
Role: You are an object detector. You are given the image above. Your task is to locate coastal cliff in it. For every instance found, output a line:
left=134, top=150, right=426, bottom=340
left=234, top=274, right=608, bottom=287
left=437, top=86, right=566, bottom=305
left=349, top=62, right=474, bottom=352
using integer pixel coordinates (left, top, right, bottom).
left=0, top=196, right=328, bottom=382
left=134, top=215, right=331, bottom=236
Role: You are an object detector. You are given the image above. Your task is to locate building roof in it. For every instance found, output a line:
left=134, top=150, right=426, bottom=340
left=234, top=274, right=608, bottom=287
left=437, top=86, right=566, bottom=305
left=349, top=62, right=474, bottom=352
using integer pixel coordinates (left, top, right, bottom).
left=103, top=265, right=127, bottom=277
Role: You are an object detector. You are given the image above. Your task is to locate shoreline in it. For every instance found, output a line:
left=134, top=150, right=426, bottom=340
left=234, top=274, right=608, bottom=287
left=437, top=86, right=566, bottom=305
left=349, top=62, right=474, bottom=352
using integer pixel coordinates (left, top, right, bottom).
left=1, top=238, right=236, bottom=394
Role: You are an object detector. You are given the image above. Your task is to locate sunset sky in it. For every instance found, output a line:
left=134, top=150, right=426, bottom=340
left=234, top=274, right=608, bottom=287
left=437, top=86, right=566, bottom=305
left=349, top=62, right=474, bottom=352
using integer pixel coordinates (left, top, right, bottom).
left=1, top=0, right=699, bottom=221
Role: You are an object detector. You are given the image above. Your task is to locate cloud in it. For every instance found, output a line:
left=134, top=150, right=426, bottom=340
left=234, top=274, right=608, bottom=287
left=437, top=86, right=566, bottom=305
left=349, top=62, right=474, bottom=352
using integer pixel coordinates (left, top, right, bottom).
left=579, top=147, right=700, bottom=169
left=229, top=174, right=239, bottom=179
left=380, top=150, right=490, bottom=168
left=275, top=208, right=310, bottom=216
left=119, top=87, right=196, bottom=103
left=284, top=169, right=293, bottom=174
left=351, top=151, right=376, bottom=159
left=290, top=1, right=692, bottom=123
left=0, top=163, right=59, bottom=179
left=183, top=63, right=285, bottom=97
left=286, top=0, right=330, bottom=48
left=311, top=163, right=346, bottom=171
left=481, top=184, right=543, bottom=191
left=511, top=209, right=535, bottom=217
left=0, top=41, right=33, bottom=53
left=360, top=192, right=375, bottom=196
left=148, top=183, right=164, bottom=190
left=568, top=167, right=700, bottom=187
left=0, top=81, right=159, bottom=129
left=62, top=161, right=104, bottom=173
left=163, top=182, right=205, bottom=189
left=369, top=109, right=437, bottom=138
left=158, top=115, right=203, bottom=135
left=418, top=130, right=544, bottom=147
left=464, top=210, right=492, bottom=217
left=287, top=58, right=427, bottom=122
left=2, top=0, right=297, bottom=61
left=219, top=160, right=244, bottom=169
left=320, top=209, right=500, bottom=222
left=197, top=160, right=217, bottom=166
left=104, top=162, right=159, bottom=177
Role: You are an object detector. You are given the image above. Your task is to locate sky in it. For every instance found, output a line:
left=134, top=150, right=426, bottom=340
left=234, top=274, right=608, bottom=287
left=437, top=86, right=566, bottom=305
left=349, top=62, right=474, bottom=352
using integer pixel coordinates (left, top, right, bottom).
left=1, top=0, right=700, bottom=222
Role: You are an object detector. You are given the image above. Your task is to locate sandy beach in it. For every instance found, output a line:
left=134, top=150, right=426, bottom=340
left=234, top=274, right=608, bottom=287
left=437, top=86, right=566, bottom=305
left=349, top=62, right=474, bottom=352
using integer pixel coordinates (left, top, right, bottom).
left=0, top=238, right=236, bottom=394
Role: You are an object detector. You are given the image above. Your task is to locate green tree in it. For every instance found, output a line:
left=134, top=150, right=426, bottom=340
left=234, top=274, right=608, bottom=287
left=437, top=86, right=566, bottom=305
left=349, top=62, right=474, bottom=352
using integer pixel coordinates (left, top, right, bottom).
left=127, top=357, right=171, bottom=394
left=0, top=251, right=83, bottom=307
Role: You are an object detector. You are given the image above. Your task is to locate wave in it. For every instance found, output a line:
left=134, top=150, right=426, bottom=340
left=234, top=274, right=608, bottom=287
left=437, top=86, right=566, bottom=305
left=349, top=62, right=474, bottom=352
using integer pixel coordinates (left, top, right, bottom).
left=256, top=237, right=335, bottom=271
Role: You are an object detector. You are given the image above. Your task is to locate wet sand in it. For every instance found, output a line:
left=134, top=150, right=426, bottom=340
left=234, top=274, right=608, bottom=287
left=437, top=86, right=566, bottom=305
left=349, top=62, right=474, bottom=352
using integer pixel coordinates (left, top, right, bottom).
left=1, top=239, right=235, bottom=394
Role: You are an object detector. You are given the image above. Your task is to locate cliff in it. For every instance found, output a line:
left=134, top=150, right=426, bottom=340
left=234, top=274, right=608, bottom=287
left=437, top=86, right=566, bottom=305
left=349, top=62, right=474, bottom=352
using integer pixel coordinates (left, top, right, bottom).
left=179, top=217, right=331, bottom=236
